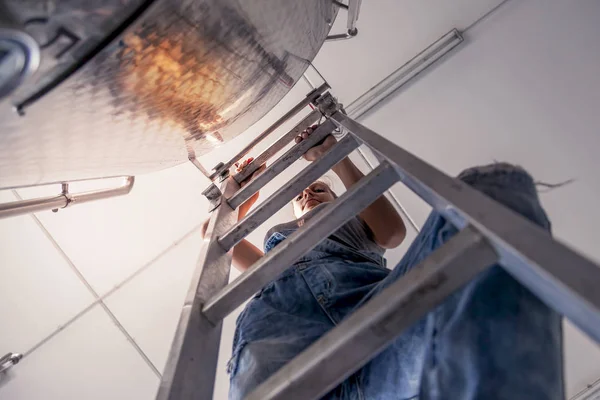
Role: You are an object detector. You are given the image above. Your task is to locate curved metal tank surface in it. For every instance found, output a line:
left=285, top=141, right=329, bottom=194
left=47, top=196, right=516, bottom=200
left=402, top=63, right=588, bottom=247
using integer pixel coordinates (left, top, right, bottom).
left=0, top=0, right=336, bottom=188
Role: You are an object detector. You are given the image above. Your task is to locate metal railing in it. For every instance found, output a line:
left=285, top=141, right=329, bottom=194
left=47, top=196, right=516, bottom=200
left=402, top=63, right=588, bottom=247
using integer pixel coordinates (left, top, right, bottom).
left=0, top=176, right=135, bottom=219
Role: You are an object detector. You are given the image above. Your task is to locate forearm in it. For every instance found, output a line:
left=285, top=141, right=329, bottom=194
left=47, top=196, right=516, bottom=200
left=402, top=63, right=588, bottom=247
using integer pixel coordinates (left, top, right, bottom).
left=232, top=239, right=263, bottom=272
left=333, top=158, right=406, bottom=248
left=231, top=201, right=264, bottom=272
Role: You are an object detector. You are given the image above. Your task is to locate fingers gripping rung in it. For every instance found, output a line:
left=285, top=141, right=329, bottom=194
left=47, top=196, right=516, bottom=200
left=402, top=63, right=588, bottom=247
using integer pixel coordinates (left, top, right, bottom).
left=227, top=119, right=336, bottom=210
left=209, top=83, right=329, bottom=181
left=246, top=226, right=499, bottom=400
left=203, top=162, right=400, bottom=324
left=219, top=131, right=361, bottom=252
left=233, top=109, right=322, bottom=184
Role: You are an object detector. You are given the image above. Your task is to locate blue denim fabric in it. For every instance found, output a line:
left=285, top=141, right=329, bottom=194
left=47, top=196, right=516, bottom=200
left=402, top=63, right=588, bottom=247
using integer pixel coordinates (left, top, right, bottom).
left=228, top=163, right=563, bottom=400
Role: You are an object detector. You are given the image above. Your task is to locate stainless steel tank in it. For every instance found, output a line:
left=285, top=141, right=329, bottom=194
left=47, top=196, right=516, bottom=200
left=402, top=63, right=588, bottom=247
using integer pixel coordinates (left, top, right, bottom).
left=0, top=0, right=336, bottom=188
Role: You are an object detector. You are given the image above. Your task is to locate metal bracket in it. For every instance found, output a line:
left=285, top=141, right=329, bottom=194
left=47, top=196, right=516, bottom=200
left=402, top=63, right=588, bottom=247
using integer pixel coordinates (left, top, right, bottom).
left=325, top=0, right=361, bottom=42
left=202, top=183, right=222, bottom=212
left=188, top=155, right=212, bottom=180
left=211, top=162, right=230, bottom=183
left=51, top=182, right=72, bottom=212
left=314, top=92, right=343, bottom=117
left=0, top=352, right=22, bottom=374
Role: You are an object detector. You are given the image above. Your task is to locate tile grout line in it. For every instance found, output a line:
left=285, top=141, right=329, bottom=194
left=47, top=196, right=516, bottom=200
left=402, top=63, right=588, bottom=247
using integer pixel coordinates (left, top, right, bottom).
left=100, top=222, right=205, bottom=300
left=98, top=302, right=162, bottom=377
left=14, top=189, right=204, bottom=379
left=17, top=199, right=161, bottom=378
left=20, top=220, right=204, bottom=362
left=23, top=301, right=98, bottom=357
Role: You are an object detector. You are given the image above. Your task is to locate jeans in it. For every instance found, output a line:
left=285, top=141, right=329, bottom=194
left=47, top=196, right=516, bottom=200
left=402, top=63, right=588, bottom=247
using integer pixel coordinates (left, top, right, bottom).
left=228, top=163, right=564, bottom=399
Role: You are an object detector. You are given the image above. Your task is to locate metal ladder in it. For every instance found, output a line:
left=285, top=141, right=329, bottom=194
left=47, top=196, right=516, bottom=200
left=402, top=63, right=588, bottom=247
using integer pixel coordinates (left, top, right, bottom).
left=156, top=86, right=600, bottom=400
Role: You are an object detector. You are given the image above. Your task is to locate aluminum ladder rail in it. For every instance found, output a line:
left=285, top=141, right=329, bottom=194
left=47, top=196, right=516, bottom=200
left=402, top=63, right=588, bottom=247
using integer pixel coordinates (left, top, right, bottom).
left=157, top=90, right=600, bottom=400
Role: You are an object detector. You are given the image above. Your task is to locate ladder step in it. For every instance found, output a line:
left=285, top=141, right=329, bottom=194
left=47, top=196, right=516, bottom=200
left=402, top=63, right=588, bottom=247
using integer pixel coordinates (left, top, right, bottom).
left=227, top=119, right=336, bottom=210
left=203, top=162, right=399, bottom=324
left=246, top=226, right=498, bottom=400
left=331, top=111, right=600, bottom=345
left=209, top=83, right=329, bottom=181
left=219, top=130, right=360, bottom=251
left=233, top=109, right=322, bottom=184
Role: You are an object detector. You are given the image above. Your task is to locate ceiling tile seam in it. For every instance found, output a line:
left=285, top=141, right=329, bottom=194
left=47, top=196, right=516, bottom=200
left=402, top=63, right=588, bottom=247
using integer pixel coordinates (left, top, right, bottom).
left=14, top=214, right=204, bottom=368
left=23, top=301, right=98, bottom=358
left=98, top=301, right=162, bottom=378
left=102, top=221, right=205, bottom=298
left=11, top=189, right=167, bottom=378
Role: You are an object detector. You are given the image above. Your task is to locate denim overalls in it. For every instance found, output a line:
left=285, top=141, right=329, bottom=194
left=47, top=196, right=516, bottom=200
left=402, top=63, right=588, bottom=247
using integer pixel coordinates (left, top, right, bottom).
left=228, top=163, right=563, bottom=400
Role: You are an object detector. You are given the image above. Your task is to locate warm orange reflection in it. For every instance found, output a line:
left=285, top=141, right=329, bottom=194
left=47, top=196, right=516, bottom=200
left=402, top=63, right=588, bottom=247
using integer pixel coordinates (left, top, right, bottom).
left=118, top=32, right=230, bottom=142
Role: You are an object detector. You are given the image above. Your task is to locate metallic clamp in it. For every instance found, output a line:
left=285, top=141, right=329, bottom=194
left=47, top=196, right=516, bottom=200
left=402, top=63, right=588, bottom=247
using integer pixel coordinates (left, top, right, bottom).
left=325, top=0, right=361, bottom=42
left=211, top=162, right=230, bottom=183
left=0, top=352, right=22, bottom=374
left=314, top=92, right=343, bottom=117
left=52, top=183, right=72, bottom=212
left=202, top=183, right=223, bottom=212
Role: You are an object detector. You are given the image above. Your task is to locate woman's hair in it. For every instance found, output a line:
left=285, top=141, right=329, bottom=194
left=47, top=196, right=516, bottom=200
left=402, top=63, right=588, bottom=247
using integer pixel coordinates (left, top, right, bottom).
left=291, top=177, right=337, bottom=223
left=316, top=176, right=337, bottom=198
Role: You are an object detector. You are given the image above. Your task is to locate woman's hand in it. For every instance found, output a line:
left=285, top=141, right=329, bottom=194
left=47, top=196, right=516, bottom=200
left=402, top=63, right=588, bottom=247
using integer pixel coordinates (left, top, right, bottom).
left=200, top=157, right=266, bottom=241
left=200, top=157, right=267, bottom=271
left=295, top=125, right=338, bottom=162
left=294, top=123, right=407, bottom=249
left=236, top=157, right=266, bottom=218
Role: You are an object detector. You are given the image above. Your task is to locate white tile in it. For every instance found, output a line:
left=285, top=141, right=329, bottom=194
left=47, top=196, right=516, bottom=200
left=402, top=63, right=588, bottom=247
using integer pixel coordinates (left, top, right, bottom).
left=0, top=191, right=95, bottom=354
left=0, top=305, right=159, bottom=400
left=313, top=0, right=505, bottom=104
left=103, top=225, right=247, bottom=399
left=103, top=223, right=249, bottom=400
left=16, top=163, right=210, bottom=296
left=103, top=228, right=203, bottom=372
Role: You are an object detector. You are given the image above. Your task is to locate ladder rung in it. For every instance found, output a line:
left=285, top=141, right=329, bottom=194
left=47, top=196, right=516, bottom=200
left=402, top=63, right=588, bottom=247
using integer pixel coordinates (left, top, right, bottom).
left=331, top=111, right=600, bottom=344
left=209, top=83, right=329, bottom=181
left=203, top=162, right=399, bottom=324
left=246, top=226, right=498, bottom=400
left=227, top=119, right=336, bottom=210
left=219, top=131, right=361, bottom=251
left=233, top=109, right=322, bottom=184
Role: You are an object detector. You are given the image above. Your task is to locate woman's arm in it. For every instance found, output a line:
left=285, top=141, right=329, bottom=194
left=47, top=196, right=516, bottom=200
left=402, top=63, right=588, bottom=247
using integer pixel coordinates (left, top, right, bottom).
left=298, top=130, right=406, bottom=249
left=232, top=240, right=263, bottom=272
left=200, top=219, right=262, bottom=272
left=333, top=157, right=406, bottom=249
left=200, top=160, right=265, bottom=272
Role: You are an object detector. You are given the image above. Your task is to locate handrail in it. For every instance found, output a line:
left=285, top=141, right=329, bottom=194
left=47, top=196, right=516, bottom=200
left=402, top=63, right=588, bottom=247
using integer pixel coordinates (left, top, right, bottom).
left=0, top=176, right=134, bottom=219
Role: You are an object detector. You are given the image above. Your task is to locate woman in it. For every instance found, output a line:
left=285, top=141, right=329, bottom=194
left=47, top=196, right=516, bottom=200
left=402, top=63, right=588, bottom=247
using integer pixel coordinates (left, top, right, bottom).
left=206, top=127, right=563, bottom=399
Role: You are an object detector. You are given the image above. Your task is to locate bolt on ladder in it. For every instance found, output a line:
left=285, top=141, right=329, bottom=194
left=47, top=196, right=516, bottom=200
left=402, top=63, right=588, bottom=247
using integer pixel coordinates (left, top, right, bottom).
left=157, top=87, right=600, bottom=400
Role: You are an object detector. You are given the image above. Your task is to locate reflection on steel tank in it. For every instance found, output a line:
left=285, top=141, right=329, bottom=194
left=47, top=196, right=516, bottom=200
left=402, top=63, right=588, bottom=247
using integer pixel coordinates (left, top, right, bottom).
left=0, top=0, right=335, bottom=188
